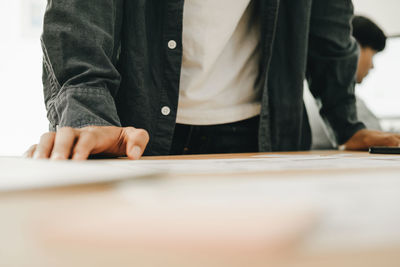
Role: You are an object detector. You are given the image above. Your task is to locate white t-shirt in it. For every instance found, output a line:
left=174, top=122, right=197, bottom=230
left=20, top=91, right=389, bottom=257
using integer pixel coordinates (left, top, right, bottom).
left=176, top=0, right=262, bottom=125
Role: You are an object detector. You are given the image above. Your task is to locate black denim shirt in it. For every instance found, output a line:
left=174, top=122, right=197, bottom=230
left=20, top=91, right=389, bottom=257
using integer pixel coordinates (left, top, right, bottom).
left=41, top=0, right=365, bottom=155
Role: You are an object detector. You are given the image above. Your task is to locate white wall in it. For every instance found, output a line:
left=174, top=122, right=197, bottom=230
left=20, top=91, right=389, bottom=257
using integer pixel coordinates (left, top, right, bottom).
left=0, top=0, right=48, bottom=156
left=353, top=0, right=400, bottom=36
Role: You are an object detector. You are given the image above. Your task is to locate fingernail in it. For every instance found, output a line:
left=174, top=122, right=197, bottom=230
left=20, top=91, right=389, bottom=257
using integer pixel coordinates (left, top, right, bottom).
left=72, top=153, right=85, bottom=161
left=51, top=153, right=65, bottom=160
left=33, top=151, right=40, bottom=159
left=130, top=146, right=142, bottom=160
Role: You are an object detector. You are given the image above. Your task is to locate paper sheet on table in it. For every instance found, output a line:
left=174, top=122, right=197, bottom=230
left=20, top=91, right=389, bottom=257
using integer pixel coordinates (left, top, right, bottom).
left=105, top=153, right=400, bottom=174
left=0, top=157, right=160, bottom=192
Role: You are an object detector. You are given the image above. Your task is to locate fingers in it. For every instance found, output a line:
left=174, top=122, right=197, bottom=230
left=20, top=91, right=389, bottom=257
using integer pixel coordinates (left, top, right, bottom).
left=362, top=131, right=400, bottom=148
left=124, top=128, right=150, bottom=160
left=373, top=135, right=400, bottom=147
left=345, top=129, right=400, bottom=151
left=33, top=132, right=56, bottom=159
left=71, top=131, right=98, bottom=160
left=50, top=127, right=78, bottom=160
left=23, top=144, right=37, bottom=158
left=29, top=126, right=150, bottom=161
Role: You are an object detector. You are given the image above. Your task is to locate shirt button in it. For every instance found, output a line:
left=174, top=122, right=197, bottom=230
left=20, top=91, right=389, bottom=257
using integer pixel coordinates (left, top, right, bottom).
left=168, top=40, right=177, bottom=49
left=161, top=106, right=171, bottom=116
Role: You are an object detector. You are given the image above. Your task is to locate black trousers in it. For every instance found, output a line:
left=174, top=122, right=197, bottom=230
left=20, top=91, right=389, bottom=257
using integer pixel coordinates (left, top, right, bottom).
left=169, top=116, right=260, bottom=155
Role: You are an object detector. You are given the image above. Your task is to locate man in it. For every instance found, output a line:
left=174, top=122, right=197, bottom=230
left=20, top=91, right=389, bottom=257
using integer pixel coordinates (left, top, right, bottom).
left=353, top=16, right=386, bottom=84
left=306, top=15, right=388, bottom=149
left=26, top=0, right=400, bottom=160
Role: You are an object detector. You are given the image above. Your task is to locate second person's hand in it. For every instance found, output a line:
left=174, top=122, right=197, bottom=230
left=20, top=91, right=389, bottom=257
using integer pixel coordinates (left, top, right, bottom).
left=344, top=129, right=400, bottom=151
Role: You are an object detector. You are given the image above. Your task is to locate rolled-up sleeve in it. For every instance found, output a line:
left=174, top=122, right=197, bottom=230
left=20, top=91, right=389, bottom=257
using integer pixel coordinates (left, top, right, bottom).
left=306, top=0, right=366, bottom=145
left=41, top=0, right=123, bottom=131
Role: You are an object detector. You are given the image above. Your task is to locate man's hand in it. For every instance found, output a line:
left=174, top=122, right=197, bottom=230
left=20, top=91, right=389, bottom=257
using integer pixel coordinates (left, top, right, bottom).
left=24, top=126, right=150, bottom=160
left=344, top=129, right=400, bottom=151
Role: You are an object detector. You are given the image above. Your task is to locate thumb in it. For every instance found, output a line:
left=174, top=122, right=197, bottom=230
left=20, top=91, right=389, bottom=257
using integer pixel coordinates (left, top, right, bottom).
left=123, top=127, right=150, bottom=160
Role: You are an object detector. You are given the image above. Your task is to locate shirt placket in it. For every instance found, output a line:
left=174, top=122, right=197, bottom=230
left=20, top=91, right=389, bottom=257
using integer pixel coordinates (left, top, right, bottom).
left=153, top=0, right=185, bottom=155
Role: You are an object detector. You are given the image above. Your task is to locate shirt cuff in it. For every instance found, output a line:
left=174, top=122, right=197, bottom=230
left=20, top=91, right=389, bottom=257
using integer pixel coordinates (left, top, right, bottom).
left=47, top=86, right=121, bottom=131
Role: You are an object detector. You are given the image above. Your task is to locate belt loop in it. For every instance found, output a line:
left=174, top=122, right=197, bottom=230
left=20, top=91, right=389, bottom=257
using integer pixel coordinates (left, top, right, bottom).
left=183, top=125, right=194, bottom=154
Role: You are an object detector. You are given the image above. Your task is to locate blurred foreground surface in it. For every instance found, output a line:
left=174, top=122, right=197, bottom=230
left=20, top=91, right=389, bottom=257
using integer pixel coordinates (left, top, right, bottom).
left=1, top=151, right=400, bottom=267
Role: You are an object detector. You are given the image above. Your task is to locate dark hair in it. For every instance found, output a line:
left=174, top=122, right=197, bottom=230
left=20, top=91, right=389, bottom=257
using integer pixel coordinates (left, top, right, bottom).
left=352, top=16, right=387, bottom=52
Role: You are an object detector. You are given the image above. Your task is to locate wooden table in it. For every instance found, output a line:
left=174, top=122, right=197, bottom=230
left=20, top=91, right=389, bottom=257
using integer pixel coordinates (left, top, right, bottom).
left=1, top=151, right=400, bottom=267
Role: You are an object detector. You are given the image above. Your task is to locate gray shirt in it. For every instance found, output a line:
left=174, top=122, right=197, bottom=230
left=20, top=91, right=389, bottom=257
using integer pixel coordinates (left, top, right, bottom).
left=305, top=86, right=381, bottom=149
